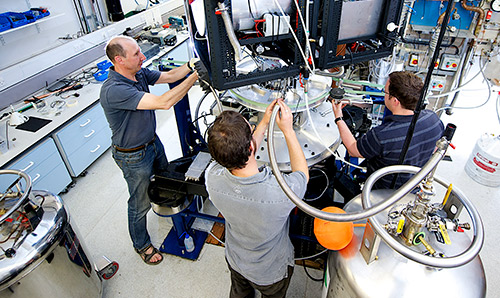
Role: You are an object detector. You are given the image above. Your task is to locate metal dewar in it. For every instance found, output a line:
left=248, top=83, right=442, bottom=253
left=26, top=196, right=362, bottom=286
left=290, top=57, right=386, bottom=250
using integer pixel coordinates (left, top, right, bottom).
left=0, top=170, right=102, bottom=297
left=323, top=189, right=486, bottom=298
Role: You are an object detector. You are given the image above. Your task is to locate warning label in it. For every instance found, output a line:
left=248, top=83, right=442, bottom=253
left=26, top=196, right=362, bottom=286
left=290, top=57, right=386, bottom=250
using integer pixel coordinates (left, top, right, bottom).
left=473, top=157, right=496, bottom=173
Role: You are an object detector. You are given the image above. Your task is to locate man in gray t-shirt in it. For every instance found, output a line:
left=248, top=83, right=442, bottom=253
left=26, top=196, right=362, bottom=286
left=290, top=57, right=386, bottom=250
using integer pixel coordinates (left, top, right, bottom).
left=205, top=100, right=309, bottom=298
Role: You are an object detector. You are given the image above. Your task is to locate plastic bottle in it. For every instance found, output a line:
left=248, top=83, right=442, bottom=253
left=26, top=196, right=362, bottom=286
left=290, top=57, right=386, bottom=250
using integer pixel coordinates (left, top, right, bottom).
left=184, top=233, right=195, bottom=253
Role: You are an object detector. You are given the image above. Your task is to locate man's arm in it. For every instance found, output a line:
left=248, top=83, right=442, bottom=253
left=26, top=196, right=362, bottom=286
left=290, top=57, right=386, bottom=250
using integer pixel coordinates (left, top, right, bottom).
left=276, top=100, right=309, bottom=181
left=155, top=63, right=193, bottom=84
left=332, top=101, right=363, bottom=158
left=137, top=71, right=198, bottom=110
left=253, top=99, right=278, bottom=148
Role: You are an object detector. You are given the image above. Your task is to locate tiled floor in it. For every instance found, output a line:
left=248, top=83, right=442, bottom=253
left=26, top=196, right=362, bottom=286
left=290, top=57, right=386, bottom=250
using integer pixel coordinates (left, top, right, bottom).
left=60, top=66, right=499, bottom=297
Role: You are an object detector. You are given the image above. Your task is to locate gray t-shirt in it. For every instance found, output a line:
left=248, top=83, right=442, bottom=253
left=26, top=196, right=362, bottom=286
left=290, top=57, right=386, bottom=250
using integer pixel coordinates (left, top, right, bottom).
left=100, top=67, right=161, bottom=148
left=205, top=162, right=307, bottom=286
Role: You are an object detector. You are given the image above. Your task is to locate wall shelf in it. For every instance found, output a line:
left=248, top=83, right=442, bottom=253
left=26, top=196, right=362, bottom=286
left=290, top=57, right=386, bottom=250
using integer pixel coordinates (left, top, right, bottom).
left=0, top=13, right=64, bottom=37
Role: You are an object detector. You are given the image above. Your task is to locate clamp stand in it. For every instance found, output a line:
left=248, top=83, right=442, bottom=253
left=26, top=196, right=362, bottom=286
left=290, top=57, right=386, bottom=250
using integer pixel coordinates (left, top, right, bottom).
left=158, top=200, right=208, bottom=260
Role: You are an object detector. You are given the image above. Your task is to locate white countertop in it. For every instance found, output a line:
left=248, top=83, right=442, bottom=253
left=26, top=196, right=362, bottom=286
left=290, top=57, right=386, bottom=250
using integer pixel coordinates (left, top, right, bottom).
left=0, top=32, right=190, bottom=168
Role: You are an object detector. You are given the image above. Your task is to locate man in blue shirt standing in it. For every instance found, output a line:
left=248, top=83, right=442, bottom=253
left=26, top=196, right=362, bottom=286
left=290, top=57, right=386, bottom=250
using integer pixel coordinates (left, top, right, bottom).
left=332, top=71, right=444, bottom=189
left=205, top=100, right=309, bottom=298
left=100, top=35, right=199, bottom=265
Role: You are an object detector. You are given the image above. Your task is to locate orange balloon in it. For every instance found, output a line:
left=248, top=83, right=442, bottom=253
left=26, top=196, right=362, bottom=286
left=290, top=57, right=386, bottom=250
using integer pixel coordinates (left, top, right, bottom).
left=314, top=206, right=354, bottom=250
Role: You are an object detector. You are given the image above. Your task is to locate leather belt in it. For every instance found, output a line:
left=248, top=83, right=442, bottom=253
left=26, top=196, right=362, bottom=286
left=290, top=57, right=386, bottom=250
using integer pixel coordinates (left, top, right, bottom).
left=113, top=137, right=155, bottom=153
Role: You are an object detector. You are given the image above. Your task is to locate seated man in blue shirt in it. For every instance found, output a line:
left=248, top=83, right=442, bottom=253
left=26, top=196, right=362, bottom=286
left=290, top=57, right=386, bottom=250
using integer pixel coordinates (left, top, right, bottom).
left=332, top=71, right=444, bottom=189
left=205, top=100, right=309, bottom=298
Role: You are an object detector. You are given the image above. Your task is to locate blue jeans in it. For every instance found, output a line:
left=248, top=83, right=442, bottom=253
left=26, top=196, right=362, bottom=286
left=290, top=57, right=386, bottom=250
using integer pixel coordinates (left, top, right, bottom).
left=112, top=137, right=168, bottom=251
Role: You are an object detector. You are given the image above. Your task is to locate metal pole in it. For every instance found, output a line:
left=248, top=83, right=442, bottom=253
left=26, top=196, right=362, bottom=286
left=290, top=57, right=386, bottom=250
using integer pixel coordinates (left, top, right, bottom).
left=390, top=0, right=456, bottom=188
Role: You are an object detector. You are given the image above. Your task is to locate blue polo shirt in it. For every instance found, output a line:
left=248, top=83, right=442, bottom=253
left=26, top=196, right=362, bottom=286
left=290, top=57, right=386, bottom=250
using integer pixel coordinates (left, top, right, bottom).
left=100, top=67, right=161, bottom=148
left=357, top=109, right=444, bottom=189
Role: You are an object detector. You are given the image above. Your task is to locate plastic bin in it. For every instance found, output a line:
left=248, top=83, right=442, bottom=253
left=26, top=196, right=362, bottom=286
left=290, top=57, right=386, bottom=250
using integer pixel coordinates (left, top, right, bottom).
left=22, top=10, right=36, bottom=23
left=2, top=12, right=28, bottom=28
left=97, top=60, right=112, bottom=70
left=30, top=8, right=50, bottom=19
left=93, top=70, right=109, bottom=81
left=0, top=15, right=11, bottom=32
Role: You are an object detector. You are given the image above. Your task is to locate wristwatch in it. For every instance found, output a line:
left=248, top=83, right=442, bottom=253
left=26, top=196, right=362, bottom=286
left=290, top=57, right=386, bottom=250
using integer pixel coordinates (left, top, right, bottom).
left=334, top=116, right=343, bottom=124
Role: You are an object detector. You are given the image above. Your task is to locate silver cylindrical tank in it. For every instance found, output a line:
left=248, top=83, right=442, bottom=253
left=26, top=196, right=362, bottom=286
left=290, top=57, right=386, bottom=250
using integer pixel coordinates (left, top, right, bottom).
left=324, top=189, right=486, bottom=298
left=0, top=189, right=102, bottom=297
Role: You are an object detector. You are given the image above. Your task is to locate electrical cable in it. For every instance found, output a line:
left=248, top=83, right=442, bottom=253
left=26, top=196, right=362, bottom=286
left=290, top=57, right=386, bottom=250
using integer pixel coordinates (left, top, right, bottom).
left=194, top=31, right=207, bottom=40
left=0, top=223, right=21, bottom=244
left=428, top=55, right=489, bottom=98
left=303, top=168, right=329, bottom=202
left=292, top=0, right=316, bottom=71
left=194, top=92, right=210, bottom=132
left=294, top=248, right=328, bottom=261
left=199, top=77, right=223, bottom=113
left=271, top=0, right=312, bottom=73
left=302, top=261, right=324, bottom=282
left=208, top=230, right=225, bottom=245
left=303, top=79, right=367, bottom=171
left=191, top=113, right=214, bottom=140
left=434, top=55, right=493, bottom=113
left=247, top=0, right=255, bottom=19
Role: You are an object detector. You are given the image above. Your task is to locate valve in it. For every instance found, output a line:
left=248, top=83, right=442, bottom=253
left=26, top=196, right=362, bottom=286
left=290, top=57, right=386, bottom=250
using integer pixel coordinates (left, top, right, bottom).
left=327, top=88, right=345, bottom=104
left=414, top=232, right=438, bottom=256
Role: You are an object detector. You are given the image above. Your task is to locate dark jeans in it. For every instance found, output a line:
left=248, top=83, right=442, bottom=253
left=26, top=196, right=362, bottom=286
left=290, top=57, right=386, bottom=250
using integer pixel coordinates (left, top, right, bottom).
left=112, top=137, right=168, bottom=251
left=227, top=261, right=294, bottom=298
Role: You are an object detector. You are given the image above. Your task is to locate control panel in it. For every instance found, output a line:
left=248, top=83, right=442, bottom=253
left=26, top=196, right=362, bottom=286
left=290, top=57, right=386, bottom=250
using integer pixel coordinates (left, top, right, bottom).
left=430, top=75, right=446, bottom=92
left=409, top=54, right=419, bottom=67
left=439, top=54, right=460, bottom=71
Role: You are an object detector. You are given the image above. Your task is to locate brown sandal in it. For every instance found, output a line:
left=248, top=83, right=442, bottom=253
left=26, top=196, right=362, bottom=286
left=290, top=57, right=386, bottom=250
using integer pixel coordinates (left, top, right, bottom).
left=135, top=244, right=163, bottom=265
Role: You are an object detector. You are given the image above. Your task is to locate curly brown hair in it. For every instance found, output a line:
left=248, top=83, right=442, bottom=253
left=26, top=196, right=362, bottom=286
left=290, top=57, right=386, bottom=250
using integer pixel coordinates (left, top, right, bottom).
left=207, top=111, right=253, bottom=170
left=388, top=71, right=423, bottom=110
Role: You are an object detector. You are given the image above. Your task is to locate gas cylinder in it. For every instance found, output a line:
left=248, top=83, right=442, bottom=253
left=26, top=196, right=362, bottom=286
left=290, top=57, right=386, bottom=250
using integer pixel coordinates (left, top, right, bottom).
left=465, top=133, right=500, bottom=187
left=322, top=189, right=486, bottom=298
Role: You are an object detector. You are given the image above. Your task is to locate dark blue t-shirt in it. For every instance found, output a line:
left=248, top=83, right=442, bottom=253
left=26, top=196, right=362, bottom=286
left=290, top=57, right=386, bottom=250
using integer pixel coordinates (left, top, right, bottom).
left=100, top=67, right=161, bottom=148
left=357, top=109, right=444, bottom=189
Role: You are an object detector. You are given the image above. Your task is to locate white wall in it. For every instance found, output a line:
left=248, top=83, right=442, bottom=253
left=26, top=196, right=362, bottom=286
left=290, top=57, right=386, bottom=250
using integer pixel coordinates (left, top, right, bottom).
left=0, top=0, right=82, bottom=71
left=0, top=0, right=183, bottom=93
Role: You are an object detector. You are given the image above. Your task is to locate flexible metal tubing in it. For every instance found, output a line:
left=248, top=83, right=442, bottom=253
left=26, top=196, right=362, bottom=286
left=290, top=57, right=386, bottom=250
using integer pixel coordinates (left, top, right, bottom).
left=361, top=165, right=484, bottom=268
left=268, top=106, right=441, bottom=222
left=0, top=170, right=32, bottom=224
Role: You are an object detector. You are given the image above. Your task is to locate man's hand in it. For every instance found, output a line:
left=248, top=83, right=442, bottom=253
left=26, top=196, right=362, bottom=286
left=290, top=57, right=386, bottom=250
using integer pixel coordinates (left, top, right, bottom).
left=261, top=99, right=279, bottom=126
left=331, top=100, right=346, bottom=119
left=188, top=58, right=200, bottom=71
left=276, top=100, right=293, bottom=134
left=193, top=60, right=211, bottom=93
left=194, top=60, right=209, bottom=81
left=275, top=99, right=309, bottom=180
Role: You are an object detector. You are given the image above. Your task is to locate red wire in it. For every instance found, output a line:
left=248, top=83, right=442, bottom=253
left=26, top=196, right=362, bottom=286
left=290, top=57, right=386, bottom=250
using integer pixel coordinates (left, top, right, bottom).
left=254, top=19, right=265, bottom=37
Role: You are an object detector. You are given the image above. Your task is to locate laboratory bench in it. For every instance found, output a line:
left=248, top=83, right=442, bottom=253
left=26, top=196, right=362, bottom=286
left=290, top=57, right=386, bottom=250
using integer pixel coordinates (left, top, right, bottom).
left=0, top=31, right=191, bottom=194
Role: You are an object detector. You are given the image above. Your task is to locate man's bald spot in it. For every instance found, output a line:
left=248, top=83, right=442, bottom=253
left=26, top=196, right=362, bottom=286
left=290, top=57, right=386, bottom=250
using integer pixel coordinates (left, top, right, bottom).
left=105, top=36, right=136, bottom=63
